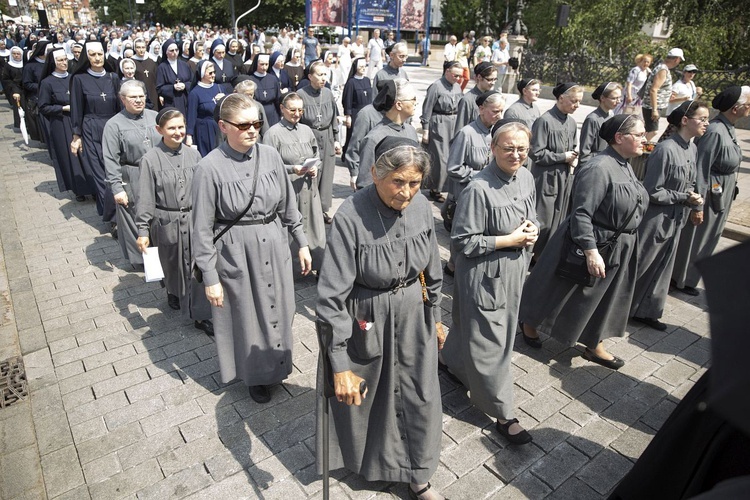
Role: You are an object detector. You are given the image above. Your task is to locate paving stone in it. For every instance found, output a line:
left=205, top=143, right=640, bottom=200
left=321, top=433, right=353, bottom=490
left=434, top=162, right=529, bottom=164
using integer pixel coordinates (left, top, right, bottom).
left=262, top=412, right=316, bottom=453
left=76, top=421, right=145, bottom=464
left=678, top=344, right=711, bottom=369
left=576, top=448, right=634, bottom=495
left=51, top=341, right=105, bottom=368
left=529, top=442, right=588, bottom=489
left=160, top=376, right=218, bottom=407
left=70, top=417, right=108, bottom=445
left=82, top=344, right=138, bottom=371
left=600, top=395, right=651, bottom=430
left=182, top=471, right=260, bottom=499
left=610, top=422, right=655, bottom=460
left=0, top=443, right=46, bottom=500
left=34, top=411, right=74, bottom=455
left=590, top=372, right=640, bottom=403
left=515, top=364, right=559, bottom=396
left=530, top=413, right=581, bottom=453
left=48, top=336, right=79, bottom=355
left=82, top=452, right=122, bottom=485
left=125, top=373, right=185, bottom=403
left=618, top=353, right=662, bottom=380
left=485, top=441, right=545, bottom=483
left=40, top=444, right=85, bottom=498
left=546, top=476, right=601, bottom=500
left=117, top=428, right=186, bottom=470
left=24, top=347, right=57, bottom=389
left=0, top=405, right=37, bottom=451
left=44, top=319, right=97, bottom=344
left=627, top=375, right=672, bottom=407
left=520, top=387, right=571, bottom=423
left=441, top=434, right=499, bottom=477
left=552, top=367, right=600, bottom=398
left=136, top=463, right=214, bottom=499
left=443, top=406, right=494, bottom=444
left=156, top=436, right=226, bottom=476
left=247, top=443, right=316, bottom=489
left=67, top=391, right=130, bottom=426
left=146, top=350, right=201, bottom=379
left=204, top=434, right=274, bottom=482
left=502, top=469, right=553, bottom=499
left=88, top=458, right=164, bottom=499
left=641, top=398, right=678, bottom=432
left=179, top=405, right=242, bottom=443
left=104, top=395, right=166, bottom=431
left=112, top=348, right=166, bottom=375
left=29, top=383, right=64, bottom=419
left=653, top=359, right=697, bottom=387
left=140, top=399, right=205, bottom=437
left=58, top=363, right=116, bottom=395
left=92, top=368, right=150, bottom=399
left=567, top=417, right=622, bottom=458
left=75, top=323, right=130, bottom=346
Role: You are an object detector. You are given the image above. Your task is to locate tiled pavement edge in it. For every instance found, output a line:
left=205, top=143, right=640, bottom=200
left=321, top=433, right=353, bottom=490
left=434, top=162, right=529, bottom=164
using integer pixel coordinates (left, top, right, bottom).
left=0, top=67, right=742, bottom=499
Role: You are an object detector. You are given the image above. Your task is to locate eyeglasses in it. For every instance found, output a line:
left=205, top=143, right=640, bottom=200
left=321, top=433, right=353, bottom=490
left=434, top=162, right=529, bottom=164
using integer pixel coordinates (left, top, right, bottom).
left=500, top=146, right=529, bottom=155
left=398, top=97, right=417, bottom=103
left=284, top=107, right=304, bottom=114
left=483, top=77, right=498, bottom=83
left=222, top=119, right=263, bottom=131
left=450, top=73, right=463, bottom=79
left=690, top=117, right=709, bottom=123
left=625, top=132, right=647, bottom=140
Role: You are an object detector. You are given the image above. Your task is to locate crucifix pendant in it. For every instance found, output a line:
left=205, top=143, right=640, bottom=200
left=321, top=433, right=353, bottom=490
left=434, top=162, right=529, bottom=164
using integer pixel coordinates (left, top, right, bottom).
left=100, top=92, right=107, bottom=101
left=144, top=69, right=149, bottom=77
left=263, top=90, right=267, bottom=98
left=363, top=90, right=367, bottom=97
left=175, top=78, right=181, bottom=84
left=316, top=113, right=323, bottom=123
left=143, top=137, right=152, bottom=148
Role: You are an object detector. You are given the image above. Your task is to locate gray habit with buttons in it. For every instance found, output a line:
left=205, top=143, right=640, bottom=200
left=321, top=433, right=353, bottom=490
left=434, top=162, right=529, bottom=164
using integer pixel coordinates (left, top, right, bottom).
left=503, top=98, right=540, bottom=130
left=136, top=141, right=211, bottom=321
left=344, top=104, right=384, bottom=174
left=354, top=117, right=418, bottom=189
left=520, top=148, right=649, bottom=347
left=529, top=105, right=578, bottom=256
left=444, top=117, right=491, bottom=199
left=631, top=134, right=695, bottom=319
left=442, top=161, right=536, bottom=420
left=192, top=142, right=308, bottom=386
left=454, top=86, right=481, bottom=132
left=263, top=118, right=326, bottom=271
left=421, top=76, right=463, bottom=192
left=298, top=85, right=339, bottom=212
left=578, top=107, right=610, bottom=167
left=672, top=114, right=743, bottom=289
left=371, top=64, right=408, bottom=93
left=315, top=185, right=443, bottom=483
left=103, top=109, right=161, bottom=266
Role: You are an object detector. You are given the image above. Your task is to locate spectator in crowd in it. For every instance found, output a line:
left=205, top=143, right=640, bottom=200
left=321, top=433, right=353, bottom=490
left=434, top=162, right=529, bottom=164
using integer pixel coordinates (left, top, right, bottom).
left=456, top=33, right=471, bottom=90
left=642, top=47, right=684, bottom=142
left=303, top=26, right=320, bottom=67
left=491, top=38, right=510, bottom=92
left=667, top=64, right=703, bottom=114
left=473, top=35, right=492, bottom=66
left=366, top=28, right=384, bottom=79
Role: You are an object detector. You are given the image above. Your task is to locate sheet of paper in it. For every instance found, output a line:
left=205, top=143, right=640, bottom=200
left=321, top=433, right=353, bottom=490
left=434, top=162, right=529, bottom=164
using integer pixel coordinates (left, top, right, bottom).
left=299, top=157, right=321, bottom=174
left=143, top=247, right=165, bottom=283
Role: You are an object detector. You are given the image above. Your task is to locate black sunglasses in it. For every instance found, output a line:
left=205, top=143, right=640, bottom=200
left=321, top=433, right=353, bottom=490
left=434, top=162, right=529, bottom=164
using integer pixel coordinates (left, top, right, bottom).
left=222, top=119, right=263, bottom=131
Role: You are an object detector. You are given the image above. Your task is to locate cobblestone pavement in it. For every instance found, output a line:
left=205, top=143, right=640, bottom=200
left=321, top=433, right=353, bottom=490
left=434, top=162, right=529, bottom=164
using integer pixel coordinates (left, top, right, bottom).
left=0, top=66, right=742, bottom=499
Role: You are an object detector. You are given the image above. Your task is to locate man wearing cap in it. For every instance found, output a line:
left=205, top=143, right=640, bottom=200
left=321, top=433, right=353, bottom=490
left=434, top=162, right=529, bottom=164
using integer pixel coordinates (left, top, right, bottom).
left=667, top=64, right=703, bottom=114
left=371, top=41, right=409, bottom=92
left=642, top=47, right=683, bottom=141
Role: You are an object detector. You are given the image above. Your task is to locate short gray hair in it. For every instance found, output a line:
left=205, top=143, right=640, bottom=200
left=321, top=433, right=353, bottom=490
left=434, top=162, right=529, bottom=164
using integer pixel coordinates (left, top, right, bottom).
left=234, top=79, right=257, bottom=96
left=392, top=41, right=408, bottom=53
left=119, top=79, right=146, bottom=97
left=373, top=144, right=431, bottom=180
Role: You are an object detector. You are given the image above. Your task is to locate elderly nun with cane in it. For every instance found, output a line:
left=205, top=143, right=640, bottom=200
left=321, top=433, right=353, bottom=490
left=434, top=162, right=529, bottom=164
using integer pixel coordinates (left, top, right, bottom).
left=315, top=137, right=447, bottom=500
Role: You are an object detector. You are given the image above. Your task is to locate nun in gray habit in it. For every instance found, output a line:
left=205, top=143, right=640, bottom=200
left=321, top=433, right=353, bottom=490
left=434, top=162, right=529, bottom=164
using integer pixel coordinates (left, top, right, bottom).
left=520, top=114, right=649, bottom=370
left=671, top=86, right=749, bottom=295
left=630, top=101, right=707, bottom=331
left=529, top=82, right=582, bottom=256
left=441, top=121, right=538, bottom=445
left=315, top=137, right=446, bottom=499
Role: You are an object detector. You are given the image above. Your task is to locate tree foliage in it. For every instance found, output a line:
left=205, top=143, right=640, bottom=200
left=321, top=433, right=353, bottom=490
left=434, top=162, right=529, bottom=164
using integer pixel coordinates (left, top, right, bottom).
left=438, top=0, right=748, bottom=70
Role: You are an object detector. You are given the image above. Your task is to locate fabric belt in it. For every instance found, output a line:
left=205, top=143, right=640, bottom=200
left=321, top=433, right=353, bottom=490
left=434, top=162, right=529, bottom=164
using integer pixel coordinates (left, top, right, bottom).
left=433, top=110, right=457, bottom=115
left=497, top=247, right=523, bottom=253
left=156, top=205, right=191, bottom=212
left=215, top=213, right=277, bottom=226
left=312, top=124, right=331, bottom=131
left=363, top=276, right=419, bottom=294
left=593, top=221, right=637, bottom=235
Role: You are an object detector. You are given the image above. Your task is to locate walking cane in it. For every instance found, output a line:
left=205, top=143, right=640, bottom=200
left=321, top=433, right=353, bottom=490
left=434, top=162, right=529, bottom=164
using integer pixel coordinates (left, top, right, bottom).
left=316, top=320, right=366, bottom=500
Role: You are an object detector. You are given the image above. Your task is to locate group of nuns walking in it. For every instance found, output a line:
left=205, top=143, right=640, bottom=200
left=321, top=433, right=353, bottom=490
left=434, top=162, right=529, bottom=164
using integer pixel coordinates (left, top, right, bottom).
left=10, top=33, right=748, bottom=499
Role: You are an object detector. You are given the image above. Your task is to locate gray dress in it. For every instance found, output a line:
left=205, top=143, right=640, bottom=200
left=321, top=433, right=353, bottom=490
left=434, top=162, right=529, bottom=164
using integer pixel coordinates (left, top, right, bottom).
left=371, top=64, right=408, bottom=92
left=672, top=114, right=743, bottom=288
left=444, top=117, right=491, bottom=200
left=102, top=109, right=161, bottom=266
left=354, top=118, right=418, bottom=189
left=136, top=141, right=211, bottom=320
left=297, top=85, right=339, bottom=213
left=192, top=142, right=308, bottom=386
left=529, top=105, right=577, bottom=256
left=519, top=148, right=649, bottom=348
left=442, top=161, right=536, bottom=420
left=578, top=107, right=610, bottom=167
left=631, top=134, right=696, bottom=319
left=504, top=98, right=540, bottom=130
left=344, top=104, right=384, bottom=175
left=454, top=86, right=481, bottom=132
left=421, top=76, right=463, bottom=192
left=315, top=185, right=443, bottom=484
left=263, top=118, right=326, bottom=271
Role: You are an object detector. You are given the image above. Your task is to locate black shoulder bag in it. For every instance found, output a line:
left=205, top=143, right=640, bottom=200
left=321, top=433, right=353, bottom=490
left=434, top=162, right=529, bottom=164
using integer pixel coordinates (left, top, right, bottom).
left=555, top=197, right=641, bottom=287
left=193, top=149, right=260, bottom=283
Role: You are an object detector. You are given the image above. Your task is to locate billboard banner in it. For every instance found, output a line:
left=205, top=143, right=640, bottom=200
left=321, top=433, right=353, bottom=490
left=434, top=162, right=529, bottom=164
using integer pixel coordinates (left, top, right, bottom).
left=357, top=0, right=398, bottom=28
left=399, top=0, right=426, bottom=31
left=310, top=0, right=349, bottom=26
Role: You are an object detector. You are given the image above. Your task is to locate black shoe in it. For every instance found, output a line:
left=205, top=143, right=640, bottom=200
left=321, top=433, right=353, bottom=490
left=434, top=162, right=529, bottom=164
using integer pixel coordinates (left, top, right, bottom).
left=582, top=348, right=625, bottom=370
left=194, top=320, right=214, bottom=336
left=438, top=361, right=463, bottom=386
left=248, top=385, right=271, bottom=404
left=167, top=293, right=180, bottom=310
left=679, top=286, right=700, bottom=297
left=496, top=418, right=533, bottom=445
left=75, top=195, right=86, bottom=202
left=110, top=223, right=118, bottom=240
left=323, top=212, right=333, bottom=224
left=408, top=482, right=449, bottom=500
left=443, top=263, right=454, bottom=277
left=632, top=316, right=667, bottom=331
left=519, top=321, right=543, bottom=349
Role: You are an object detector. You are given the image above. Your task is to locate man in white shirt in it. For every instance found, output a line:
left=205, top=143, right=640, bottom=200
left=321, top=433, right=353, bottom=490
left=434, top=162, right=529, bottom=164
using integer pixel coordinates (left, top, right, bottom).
left=444, top=35, right=458, bottom=63
left=351, top=35, right=366, bottom=59
left=366, top=29, right=385, bottom=79
left=491, top=38, right=510, bottom=92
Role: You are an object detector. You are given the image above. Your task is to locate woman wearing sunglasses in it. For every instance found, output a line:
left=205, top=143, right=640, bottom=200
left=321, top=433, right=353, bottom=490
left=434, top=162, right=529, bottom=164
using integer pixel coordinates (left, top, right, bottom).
left=192, top=93, right=312, bottom=404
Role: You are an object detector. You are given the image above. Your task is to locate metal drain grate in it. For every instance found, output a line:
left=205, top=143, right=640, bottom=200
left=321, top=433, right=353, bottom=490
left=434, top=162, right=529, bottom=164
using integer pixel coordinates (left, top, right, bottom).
left=0, top=357, right=28, bottom=409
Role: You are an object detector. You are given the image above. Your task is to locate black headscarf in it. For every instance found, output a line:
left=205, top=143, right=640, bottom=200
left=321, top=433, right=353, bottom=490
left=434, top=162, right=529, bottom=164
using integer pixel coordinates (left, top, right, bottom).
left=599, top=114, right=633, bottom=143
left=374, top=136, right=420, bottom=160
left=552, top=82, right=578, bottom=98
left=348, top=56, right=366, bottom=80
left=712, top=86, right=742, bottom=112
left=373, top=79, right=397, bottom=112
